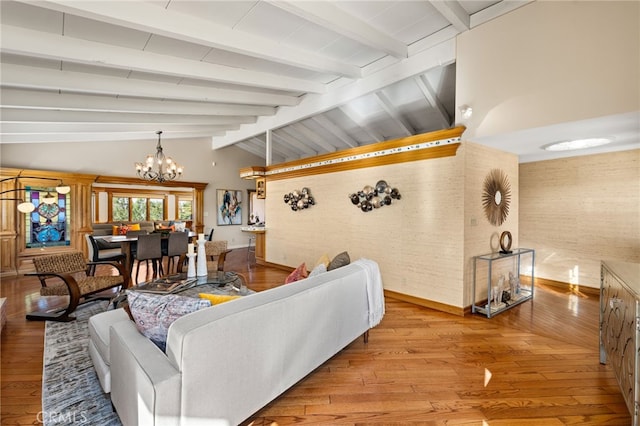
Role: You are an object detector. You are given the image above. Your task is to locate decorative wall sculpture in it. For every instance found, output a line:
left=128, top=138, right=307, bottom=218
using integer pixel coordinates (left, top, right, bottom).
left=284, top=187, right=315, bottom=211
left=349, top=180, right=401, bottom=212
left=482, top=169, right=511, bottom=226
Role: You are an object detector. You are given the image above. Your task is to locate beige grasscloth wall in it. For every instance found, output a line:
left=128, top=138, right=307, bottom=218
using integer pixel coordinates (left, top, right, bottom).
left=520, top=149, right=640, bottom=288
left=265, top=141, right=518, bottom=311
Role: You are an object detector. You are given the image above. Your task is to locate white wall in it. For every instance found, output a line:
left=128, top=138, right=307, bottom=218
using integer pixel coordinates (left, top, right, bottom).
left=0, top=136, right=265, bottom=248
left=456, top=1, right=640, bottom=139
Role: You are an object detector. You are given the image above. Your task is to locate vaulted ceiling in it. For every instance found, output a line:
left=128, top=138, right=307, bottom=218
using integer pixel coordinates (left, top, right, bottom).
left=0, top=0, right=531, bottom=163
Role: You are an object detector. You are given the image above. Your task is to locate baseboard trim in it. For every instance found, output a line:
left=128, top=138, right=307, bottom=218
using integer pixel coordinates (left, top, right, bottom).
left=535, top=277, right=600, bottom=297
left=259, top=261, right=295, bottom=272
left=384, top=289, right=465, bottom=317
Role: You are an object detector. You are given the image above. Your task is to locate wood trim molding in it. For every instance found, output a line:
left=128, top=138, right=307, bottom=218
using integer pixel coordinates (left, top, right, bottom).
left=250, top=127, right=464, bottom=181
left=384, top=289, right=465, bottom=317
left=535, top=277, right=600, bottom=296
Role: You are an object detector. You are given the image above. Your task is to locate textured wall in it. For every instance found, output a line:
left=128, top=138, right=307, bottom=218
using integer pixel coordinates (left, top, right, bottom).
left=265, top=141, right=517, bottom=310
left=520, top=149, right=640, bottom=288
left=462, top=142, right=519, bottom=306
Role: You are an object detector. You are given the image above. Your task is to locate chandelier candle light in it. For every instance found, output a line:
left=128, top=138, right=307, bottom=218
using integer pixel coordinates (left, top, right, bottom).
left=135, top=131, right=183, bottom=183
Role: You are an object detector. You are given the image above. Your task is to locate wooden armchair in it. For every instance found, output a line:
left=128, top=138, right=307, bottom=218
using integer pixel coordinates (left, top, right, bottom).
left=26, top=251, right=130, bottom=322
left=204, top=240, right=232, bottom=272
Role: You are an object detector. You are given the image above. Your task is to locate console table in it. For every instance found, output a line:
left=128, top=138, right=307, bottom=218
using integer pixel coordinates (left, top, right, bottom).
left=600, top=260, right=640, bottom=425
left=472, top=248, right=535, bottom=318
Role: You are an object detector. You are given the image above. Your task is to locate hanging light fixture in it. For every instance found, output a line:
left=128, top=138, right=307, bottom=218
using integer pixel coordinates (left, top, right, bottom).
left=135, top=131, right=183, bottom=183
left=0, top=175, right=70, bottom=213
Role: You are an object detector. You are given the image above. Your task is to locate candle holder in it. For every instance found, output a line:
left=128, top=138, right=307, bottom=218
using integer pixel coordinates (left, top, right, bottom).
left=196, top=239, right=207, bottom=277
left=186, top=253, right=196, bottom=278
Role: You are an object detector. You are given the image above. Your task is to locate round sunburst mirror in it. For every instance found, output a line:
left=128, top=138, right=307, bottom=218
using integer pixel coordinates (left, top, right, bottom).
left=482, top=169, right=511, bottom=226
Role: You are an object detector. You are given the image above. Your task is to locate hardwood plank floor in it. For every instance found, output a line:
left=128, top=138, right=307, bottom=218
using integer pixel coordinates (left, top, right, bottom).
left=1, top=251, right=631, bottom=425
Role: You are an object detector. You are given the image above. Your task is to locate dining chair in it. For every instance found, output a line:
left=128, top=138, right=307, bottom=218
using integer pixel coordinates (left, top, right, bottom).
left=126, top=229, right=148, bottom=260
left=163, top=231, right=189, bottom=274
left=134, top=233, right=164, bottom=284
left=85, top=234, right=126, bottom=275
left=204, top=240, right=232, bottom=272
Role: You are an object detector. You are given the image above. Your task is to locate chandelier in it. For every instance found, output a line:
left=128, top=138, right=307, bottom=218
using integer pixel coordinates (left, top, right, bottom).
left=135, top=131, right=183, bottom=183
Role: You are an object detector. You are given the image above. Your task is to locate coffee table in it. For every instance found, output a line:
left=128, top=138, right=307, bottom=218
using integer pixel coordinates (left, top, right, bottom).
left=110, top=271, right=252, bottom=308
left=175, top=271, right=253, bottom=298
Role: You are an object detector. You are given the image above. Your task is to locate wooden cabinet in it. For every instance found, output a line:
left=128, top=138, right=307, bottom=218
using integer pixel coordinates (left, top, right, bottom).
left=254, top=231, right=265, bottom=263
left=242, top=227, right=265, bottom=264
left=600, top=260, right=640, bottom=425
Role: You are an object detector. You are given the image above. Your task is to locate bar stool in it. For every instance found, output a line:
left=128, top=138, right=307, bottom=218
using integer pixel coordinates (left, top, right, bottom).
left=247, top=236, right=256, bottom=262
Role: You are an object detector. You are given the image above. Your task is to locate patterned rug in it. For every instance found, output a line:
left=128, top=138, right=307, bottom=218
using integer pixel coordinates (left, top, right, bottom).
left=42, top=301, right=122, bottom=426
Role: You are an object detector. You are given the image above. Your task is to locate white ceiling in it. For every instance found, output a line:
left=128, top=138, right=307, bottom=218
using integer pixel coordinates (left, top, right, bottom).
left=1, top=0, right=636, bottom=164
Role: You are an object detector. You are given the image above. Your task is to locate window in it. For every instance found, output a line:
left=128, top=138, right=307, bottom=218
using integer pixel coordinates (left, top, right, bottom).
left=149, top=198, right=164, bottom=221
left=103, top=189, right=192, bottom=223
left=112, top=197, right=129, bottom=221
left=131, top=198, right=147, bottom=221
left=24, top=187, right=71, bottom=248
left=178, top=198, right=192, bottom=220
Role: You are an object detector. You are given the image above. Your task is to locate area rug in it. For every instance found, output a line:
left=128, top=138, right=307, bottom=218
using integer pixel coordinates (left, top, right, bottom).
left=42, top=301, right=122, bottom=426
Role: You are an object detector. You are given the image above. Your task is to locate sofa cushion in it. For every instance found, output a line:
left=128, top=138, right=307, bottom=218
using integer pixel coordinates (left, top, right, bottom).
left=285, top=262, right=308, bottom=284
left=126, top=291, right=211, bottom=351
left=328, top=251, right=350, bottom=271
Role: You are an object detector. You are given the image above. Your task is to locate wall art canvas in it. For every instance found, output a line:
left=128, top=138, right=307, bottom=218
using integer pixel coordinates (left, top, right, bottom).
left=217, top=189, right=242, bottom=225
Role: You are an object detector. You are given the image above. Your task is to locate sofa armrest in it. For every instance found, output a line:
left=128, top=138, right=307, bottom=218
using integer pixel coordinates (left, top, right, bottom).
left=110, top=320, right=182, bottom=426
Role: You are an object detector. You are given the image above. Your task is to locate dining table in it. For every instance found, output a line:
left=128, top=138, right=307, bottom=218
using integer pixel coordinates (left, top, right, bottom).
left=96, top=231, right=198, bottom=276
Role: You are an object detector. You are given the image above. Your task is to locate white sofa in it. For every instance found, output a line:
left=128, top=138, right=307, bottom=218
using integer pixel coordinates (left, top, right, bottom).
left=109, top=259, right=384, bottom=425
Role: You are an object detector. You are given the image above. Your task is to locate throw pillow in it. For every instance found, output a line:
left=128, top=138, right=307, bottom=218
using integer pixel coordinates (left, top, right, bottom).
left=285, top=262, right=308, bottom=284
left=328, top=251, right=350, bottom=271
left=129, top=223, right=141, bottom=231
left=126, top=291, right=211, bottom=351
left=308, top=262, right=326, bottom=278
left=198, top=293, right=241, bottom=305
left=315, top=253, right=330, bottom=268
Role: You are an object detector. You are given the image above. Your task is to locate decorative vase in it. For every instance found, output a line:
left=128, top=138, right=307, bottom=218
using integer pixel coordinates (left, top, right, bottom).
left=186, top=253, right=196, bottom=278
left=196, top=239, right=207, bottom=277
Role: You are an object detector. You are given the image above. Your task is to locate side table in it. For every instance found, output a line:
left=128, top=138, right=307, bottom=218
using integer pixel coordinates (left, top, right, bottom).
left=472, top=248, right=535, bottom=318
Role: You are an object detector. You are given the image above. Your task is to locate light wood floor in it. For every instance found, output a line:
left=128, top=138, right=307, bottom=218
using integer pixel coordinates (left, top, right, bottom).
left=1, top=251, right=631, bottom=425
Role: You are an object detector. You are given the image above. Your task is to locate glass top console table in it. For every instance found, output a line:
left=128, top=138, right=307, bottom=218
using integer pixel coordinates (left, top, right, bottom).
left=472, top=248, right=535, bottom=318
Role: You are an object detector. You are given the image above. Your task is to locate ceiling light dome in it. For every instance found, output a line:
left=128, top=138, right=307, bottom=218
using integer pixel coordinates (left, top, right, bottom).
left=543, top=138, right=613, bottom=152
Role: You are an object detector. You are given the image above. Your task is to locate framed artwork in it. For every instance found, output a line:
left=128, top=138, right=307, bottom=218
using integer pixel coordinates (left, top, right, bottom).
left=217, top=189, right=242, bottom=225
left=256, top=178, right=266, bottom=199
